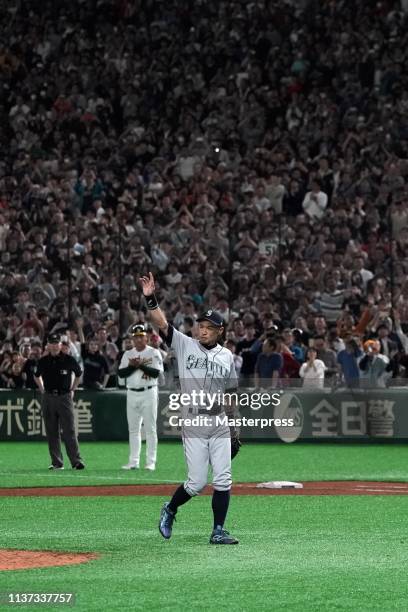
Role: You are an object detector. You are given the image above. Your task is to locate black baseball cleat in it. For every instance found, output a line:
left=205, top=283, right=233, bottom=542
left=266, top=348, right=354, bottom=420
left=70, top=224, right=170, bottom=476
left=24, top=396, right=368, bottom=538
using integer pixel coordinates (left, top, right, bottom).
left=209, top=527, right=239, bottom=545
left=158, top=502, right=176, bottom=539
left=48, top=465, right=64, bottom=470
left=72, top=461, right=85, bottom=470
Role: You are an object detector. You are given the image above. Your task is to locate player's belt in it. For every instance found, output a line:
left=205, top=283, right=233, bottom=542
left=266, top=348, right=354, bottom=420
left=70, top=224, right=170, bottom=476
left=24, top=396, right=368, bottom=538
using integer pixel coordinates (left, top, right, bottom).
left=188, top=405, right=223, bottom=416
left=128, top=386, right=154, bottom=392
left=45, top=390, right=70, bottom=396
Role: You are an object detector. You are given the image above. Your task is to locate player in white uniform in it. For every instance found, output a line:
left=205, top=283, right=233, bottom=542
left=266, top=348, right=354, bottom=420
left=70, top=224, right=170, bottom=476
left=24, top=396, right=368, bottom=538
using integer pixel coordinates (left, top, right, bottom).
left=140, top=272, right=240, bottom=545
left=118, top=324, right=163, bottom=471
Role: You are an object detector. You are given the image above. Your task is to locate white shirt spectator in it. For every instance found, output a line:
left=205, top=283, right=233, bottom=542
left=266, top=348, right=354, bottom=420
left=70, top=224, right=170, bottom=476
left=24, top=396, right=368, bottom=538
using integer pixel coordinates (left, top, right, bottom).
left=151, top=245, right=169, bottom=271
left=302, top=188, right=328, bottom=220
left=265, top=182, right=285, bottom=215
left=95, top=204, right=105, bottom=220
left=252, top=184, right=271, bottom=213
left=253, top=194, right=271, bottom=213
left=165, top=271, right=182, bottom=285
left=177, top=154, right=198, bottom=180
left=299, top=359, right=326, bottom=388
left=356, top=266, right=374, bottom=288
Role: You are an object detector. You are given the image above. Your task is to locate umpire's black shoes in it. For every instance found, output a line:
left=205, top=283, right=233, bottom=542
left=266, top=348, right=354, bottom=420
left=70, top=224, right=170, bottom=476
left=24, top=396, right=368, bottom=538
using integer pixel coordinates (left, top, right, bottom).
left=209, top=527, right=239, bottom=545
left=72, top=461, right=85, bottom=470
left=48, top=465, right=64, bottom=470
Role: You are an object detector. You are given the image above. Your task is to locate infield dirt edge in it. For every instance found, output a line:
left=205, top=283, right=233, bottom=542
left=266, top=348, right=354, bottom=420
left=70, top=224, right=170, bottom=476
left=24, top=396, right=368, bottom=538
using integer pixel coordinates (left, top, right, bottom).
left=1, top=481, right=408, bottom=496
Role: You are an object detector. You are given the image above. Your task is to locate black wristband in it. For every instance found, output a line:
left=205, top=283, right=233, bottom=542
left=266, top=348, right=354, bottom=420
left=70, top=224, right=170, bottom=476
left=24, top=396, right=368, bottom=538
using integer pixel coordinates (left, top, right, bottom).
left=146, top=293, right=159, bottom=310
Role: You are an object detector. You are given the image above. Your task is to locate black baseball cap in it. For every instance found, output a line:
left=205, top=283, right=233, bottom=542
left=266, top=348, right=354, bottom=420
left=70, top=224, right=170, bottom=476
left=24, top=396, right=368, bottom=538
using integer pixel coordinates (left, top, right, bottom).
left=48, top=333, right=61, bottom=344
left=130, top=324, right=147, bottom=336
left=197, top=310, right=224, bottom=327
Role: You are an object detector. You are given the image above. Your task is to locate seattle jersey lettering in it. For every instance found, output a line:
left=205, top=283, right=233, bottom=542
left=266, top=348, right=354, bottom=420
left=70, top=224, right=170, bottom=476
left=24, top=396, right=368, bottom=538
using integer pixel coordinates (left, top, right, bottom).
left=186, top=354, right=229, bottom=377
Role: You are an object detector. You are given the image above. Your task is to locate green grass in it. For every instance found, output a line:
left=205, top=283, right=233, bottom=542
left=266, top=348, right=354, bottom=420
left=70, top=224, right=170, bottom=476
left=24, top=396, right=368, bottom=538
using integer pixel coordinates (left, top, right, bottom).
left=1, top=443, right=408, bottom=610
left=0, top=441, right=408, bottom=488
left=1, top=496, right=408, bottom=611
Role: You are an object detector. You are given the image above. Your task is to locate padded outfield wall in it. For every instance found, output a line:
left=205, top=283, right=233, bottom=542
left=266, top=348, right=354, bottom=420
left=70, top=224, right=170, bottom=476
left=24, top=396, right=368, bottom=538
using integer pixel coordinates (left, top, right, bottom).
left=0, top=388, right=407, bottom=442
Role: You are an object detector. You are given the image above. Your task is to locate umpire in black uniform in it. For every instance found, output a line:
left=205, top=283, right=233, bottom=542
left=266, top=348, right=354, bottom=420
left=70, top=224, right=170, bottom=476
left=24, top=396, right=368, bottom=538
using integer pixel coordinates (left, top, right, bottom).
left=34, top=333, right=85, bottom=470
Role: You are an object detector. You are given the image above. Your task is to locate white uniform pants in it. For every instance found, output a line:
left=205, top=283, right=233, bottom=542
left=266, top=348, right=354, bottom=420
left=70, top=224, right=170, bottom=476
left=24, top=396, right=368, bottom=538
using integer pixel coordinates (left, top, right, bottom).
left=182, top=429, right=232, bottom=496
left=126, top=387, right=158, bottom=466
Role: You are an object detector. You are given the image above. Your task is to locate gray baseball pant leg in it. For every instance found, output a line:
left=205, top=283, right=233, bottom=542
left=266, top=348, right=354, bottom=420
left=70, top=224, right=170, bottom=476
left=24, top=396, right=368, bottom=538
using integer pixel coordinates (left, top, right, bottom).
left=57, top=394, right=82, bottom=466
left=41, top=394, right=63, bottom=467
left=182, top=432, right=210, bottom=496
left=209, top=434, right=232, bottom=491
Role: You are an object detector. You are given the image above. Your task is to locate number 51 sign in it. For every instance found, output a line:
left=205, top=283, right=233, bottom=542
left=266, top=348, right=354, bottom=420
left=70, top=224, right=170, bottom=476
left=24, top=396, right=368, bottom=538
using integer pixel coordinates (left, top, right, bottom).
left=259, top=240, right=278, bottom=256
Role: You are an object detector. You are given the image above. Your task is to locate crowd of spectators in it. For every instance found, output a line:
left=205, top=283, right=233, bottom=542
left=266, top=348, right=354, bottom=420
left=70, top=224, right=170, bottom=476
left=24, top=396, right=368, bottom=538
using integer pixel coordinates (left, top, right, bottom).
left=1, top=0, right=408, bottom=389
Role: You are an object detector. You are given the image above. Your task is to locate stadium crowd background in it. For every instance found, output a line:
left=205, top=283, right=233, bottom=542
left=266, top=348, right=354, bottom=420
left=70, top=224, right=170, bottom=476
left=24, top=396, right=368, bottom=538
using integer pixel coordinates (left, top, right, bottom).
left=1, top=0, right=408, bottom=389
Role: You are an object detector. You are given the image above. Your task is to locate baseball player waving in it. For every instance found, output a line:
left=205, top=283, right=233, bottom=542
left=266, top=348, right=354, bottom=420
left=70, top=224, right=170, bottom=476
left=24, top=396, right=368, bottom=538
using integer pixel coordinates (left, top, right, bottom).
left=140, top=272, right=240, bottom=545
left=118, top=323, right=163, bottom=471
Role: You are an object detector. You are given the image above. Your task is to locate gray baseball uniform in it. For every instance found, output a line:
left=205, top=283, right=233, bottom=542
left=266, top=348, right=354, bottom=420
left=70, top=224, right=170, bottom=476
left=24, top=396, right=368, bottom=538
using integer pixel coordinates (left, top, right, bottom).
left=164, top=325, right=238, bottom=496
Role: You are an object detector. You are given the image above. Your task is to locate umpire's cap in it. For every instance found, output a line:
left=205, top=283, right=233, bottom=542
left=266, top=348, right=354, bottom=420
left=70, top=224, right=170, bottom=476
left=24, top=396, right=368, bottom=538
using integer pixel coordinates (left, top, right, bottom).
left=48, top=333, right=61, bottom=344
left=130, top=324, right=147, bottom=336
left=196, top=309, right=224, bottom=327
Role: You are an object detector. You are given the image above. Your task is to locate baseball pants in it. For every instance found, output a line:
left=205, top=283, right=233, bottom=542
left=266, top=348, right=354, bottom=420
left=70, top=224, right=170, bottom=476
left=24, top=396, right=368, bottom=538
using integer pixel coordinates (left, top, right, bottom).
left=182, top=429, right=232, bottom=496
left=41, top=393, right=82, bottom=467
left=126, top=387, right=158, bottom=466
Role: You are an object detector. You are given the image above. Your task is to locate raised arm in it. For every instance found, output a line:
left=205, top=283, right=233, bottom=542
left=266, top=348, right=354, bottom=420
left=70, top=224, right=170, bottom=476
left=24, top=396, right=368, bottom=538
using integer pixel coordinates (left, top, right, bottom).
left=139, top=272, right=169, bottom=335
